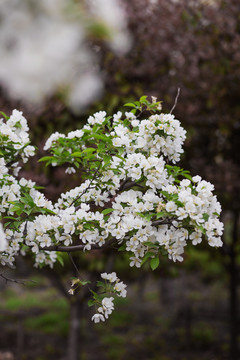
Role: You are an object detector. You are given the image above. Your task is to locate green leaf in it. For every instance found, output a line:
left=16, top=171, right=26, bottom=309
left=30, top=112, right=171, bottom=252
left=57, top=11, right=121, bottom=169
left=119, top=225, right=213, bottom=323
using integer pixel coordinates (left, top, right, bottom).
left=124, top=102, right=136, bottom=108
left=140, top=95, right=148, bottom=102
left=89, top=289, right=98, bottom=298
left=150, top=257, right=160, bottom=271
left=101, top=208, right=113, bottom=215
left=24, top=208, right=33, bottom=216
left=21, top=192, right=35, bottom=206
left=156, top=211, right=167, bottom=219
left=197, top=224, right=206, bottom=234
left=39, top=208, right=56, bottom=215
left=144, top=241, right=159, bottom=248
left=82, top=148, right=96, bottom=154
left=38, top=156, right=55, bottom=162
left=183, top=173, right=192, bottom=181
left=118, top=245, right=126, bottom=251
left=74, top=162, right=80, bottom=168
left=34, top=186, right=45, bottom=190
left=71, top=152, right=82, bottom=157
left=159, top=248, right=168, bottom=256
left=141, top=251, right=155, bottom=265
left=114, top=154, right=125, bottom=161
left=0, top=111, right=9, bottom=120
left=57, top=253, right=64, bottom=266
left=95, top=133, right=112, bottom=143
left=144, top=213, right=153, bottom=221
left=82, top=129, right=91, bottom=134
left=54, top=146, right=64, bottom=156
left=3, top=216, right=18, bottom=221
left=202, top=213, right=209, bottom=221
left=88, top=299, right=95, bottom=307
left=80, top=280, right=91, bottom=286
left=10, top=204, right=24, bottom=212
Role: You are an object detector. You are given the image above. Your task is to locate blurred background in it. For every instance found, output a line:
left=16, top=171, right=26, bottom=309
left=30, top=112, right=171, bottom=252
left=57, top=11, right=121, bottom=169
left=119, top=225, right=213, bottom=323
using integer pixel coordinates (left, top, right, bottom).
left=0, top=0, right=239, bottom=359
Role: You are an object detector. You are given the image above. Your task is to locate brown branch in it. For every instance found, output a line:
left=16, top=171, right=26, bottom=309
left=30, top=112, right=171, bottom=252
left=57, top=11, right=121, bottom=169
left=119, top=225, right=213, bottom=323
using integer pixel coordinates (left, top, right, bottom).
left=42, top=237, right=117, bottom=253
left=152, top=218, right=178, bottom=226
left=120, top=179, right=144, bottom=192
left=119, top=178, right=130, bottom=191
left=41, top=217, right=178, bottom=253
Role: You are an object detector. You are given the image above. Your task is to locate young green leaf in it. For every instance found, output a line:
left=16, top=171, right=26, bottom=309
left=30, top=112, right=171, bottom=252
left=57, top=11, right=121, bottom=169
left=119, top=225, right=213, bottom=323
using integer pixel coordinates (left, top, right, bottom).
left=150, top=257, right=160, bottom=271
left=101, top=208, right=113, bottom=215
left=57, top=254, right=64, bottom=266
left=38, top=156, right=55, bottom=162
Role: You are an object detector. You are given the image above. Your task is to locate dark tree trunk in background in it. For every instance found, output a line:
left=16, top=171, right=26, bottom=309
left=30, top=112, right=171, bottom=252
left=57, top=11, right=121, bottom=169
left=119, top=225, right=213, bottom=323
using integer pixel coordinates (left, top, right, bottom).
left=67, top=300, right=81, bottom=360
left=229, top=211, right=239, bottom=360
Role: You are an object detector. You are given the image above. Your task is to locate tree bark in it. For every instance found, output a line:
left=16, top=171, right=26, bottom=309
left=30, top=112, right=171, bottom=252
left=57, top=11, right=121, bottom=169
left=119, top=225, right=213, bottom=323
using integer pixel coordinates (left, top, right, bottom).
left=229, top=211, right=239, bottom=360
left=67, top=300, right=81, bottom=360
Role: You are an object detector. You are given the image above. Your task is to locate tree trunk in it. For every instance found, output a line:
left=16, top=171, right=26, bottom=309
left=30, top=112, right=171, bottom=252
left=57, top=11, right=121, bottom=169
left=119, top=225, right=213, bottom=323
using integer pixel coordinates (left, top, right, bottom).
left=67, top=300, right=81, bottom=360
left=229, top=211, right=239, bottom=360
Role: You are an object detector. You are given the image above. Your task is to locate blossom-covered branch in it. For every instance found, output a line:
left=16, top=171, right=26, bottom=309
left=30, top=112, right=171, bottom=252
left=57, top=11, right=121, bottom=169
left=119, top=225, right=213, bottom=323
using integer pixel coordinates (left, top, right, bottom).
left=0, top=96, right=224, bottom=321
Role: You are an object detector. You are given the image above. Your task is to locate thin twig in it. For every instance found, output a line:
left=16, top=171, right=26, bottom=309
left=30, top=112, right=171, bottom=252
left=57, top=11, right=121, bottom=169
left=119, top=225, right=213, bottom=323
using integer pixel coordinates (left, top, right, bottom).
left=0, top=271, right=35, bottom=285
left=170, top=88, right=181, bottom=114
left=69, top=161, right=102, bottom=208
left=68, top=253, right=82, bottom=277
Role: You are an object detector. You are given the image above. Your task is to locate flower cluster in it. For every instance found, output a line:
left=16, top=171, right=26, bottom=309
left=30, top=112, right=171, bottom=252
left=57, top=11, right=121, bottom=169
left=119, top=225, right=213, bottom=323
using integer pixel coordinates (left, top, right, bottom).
left=91, top=297, right=115, bottom=323
left=91, top=272, right=127, bottom=323
left=112, top=112, right=186, bottom=163
left=0, top=97, right=223, bottom=321
left=0, top=110, right=35, bottom=173
left=101, top=272, right=127, bottom=298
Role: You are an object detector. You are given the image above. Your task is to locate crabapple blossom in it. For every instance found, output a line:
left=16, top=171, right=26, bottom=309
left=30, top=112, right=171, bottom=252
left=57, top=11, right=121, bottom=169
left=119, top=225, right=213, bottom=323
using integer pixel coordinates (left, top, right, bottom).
left=0, top=96, right=223, bottom=321
left=91, top=313, right=105, bottom=323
